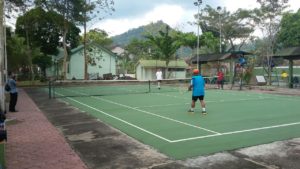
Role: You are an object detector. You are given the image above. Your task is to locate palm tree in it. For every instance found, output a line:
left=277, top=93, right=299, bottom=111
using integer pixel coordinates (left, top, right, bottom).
left=145, top=26, right=180, bottom=78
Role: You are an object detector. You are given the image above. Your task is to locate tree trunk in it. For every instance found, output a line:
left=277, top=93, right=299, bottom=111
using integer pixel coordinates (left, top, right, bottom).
left=25, top=27, right=34, bottom=82
left=83, top=11, right=88, bottom=80
left=62, top=20, right=68, bottom=80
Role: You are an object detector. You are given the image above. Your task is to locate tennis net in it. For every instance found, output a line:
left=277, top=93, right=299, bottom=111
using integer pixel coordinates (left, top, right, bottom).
left=49, top=78, right=195, bottom=98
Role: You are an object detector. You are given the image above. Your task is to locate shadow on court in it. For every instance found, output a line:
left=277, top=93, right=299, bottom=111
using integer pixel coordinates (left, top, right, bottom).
left=23, top=87, right=300, bottom=169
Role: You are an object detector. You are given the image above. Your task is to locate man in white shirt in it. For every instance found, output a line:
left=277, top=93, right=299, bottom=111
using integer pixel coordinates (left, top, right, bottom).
left=156, top=69, right=163, bottom=89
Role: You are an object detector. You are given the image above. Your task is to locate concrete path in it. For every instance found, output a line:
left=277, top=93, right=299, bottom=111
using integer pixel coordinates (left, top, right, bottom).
left=5, top=89, right=88, bottom=169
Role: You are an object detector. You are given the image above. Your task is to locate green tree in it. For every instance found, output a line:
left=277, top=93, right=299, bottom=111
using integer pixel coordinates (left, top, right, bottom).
left=176, top=32, right=197, bottom=49
left=15, top=7, right=60, bottom=55
left=125, top=38, right=160, bottom=64
left=32, top=54, right=52, bottom=80
left=199, top=32, right=219, bottom=54
left=35, top=0, right=82, bottom=79
left=15, top=7, right=80, bottom=79
left=252, top=0, right=289, bottom=85
left=119, top=52, right=134, bottom=75
left=6, top=35, right=28, bottom=71
left=145, top=25, right=181, bottom=78
left=277, top=10, right=300, bottom=47
left=197, top=5, right=254, bottom=52
left=74, top=0, right=114, bottom=80
left=83, top=28, right=112, bottom=47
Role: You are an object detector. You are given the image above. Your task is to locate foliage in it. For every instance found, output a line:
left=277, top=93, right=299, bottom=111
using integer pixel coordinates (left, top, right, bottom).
left=83, top=45, right=104, bottom=67
left=35, top=0, right=83, bottom=79
left=32, top=54, right=52, bottom=78
left=145, top=25, right=181, bottom=64
left=125, top=38, right=162, bottom=64
left=6, top=35, right=28, bottom=71
left=112, top=20, right=171, bottom=47
left=277, top=10, right=300, bottom=47
left=197, top=5, right=255, bottom=52
left=175, top=31, right=198, bottom=49
left=199, top=32, right=219, bottom=54
left=119, top=52, right=134, bottom=74
left=15, top=7, right=80, bottom=80
left=145, top=25, right=181, bottom=78
left=242, top=56, right=256, bottom=85
left=4, top=0, right=27, bottom=16
left=83, top=28, right=112, bottom=47
left=74, top=0, right=114, bottom=80
left=73, top=0, right=114, bottom=25
left=252, top=0, right=289, bottom=85
left=15, top=7, right=60, bottom=55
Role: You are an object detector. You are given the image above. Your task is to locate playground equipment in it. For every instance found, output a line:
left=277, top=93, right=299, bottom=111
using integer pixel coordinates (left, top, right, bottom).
left=230, top=55, right=247, bottom=90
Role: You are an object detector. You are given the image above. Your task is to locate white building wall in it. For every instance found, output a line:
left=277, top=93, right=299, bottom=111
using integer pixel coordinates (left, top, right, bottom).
left=168, top=71, right=186, bottom=79
left=67, top=52, right=84, bottom=79
left=88, top=51, right=116, bottom=78
left=136, top=65, right=142, bottom=80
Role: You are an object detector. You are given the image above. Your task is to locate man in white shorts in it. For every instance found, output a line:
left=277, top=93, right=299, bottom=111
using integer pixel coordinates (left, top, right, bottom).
left=156, top=69, right=162, bottom=89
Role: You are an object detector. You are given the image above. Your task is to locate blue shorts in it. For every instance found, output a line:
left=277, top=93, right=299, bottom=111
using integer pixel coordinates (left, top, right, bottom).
left=192, top=95, right=204, bottom=101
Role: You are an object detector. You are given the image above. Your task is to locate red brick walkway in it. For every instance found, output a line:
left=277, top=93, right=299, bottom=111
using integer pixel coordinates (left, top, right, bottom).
left=5, top=89, right=88, bottom=169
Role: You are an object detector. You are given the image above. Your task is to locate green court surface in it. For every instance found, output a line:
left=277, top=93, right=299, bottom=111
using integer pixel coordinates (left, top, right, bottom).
left=52, top=85, right=300, bottom=160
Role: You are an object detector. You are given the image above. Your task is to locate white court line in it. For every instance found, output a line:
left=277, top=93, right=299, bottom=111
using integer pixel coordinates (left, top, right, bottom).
left=58, top=94, right=173, bottom=143
left=134, top=103, right=190, bottom=109
left=151, top=92, right=190, bottom=100
left=134, top=97, right=271, bottom=109
left=55, top=90, right=300, bottom=144
left=55, top=90, right=219, bottom=137
left=170, top=121, right=300, bottom=143
left=91, top=96, right=220, bottom=134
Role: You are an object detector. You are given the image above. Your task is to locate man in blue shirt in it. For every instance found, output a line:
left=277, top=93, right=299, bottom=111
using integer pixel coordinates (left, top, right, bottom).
left=8, top=73, right=18, bottom=112
left=188, top=69, right=206, bottom=114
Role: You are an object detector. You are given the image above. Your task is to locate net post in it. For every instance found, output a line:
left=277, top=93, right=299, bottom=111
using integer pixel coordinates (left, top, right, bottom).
left=48, top=80, right=52, bottom=99
left=148, top=80, right=151, bottom=93
left=53, top=80, right=56, bottom=98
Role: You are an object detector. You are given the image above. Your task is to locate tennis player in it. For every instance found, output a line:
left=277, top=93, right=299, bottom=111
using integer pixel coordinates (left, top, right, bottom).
left=188, top=69, right=206, bottom=114
left=156, top=69, right=162, bottom=89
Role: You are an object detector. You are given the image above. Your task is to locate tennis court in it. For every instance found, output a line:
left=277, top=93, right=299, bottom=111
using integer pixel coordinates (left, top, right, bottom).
left=49, top=81, right=300, bottom=160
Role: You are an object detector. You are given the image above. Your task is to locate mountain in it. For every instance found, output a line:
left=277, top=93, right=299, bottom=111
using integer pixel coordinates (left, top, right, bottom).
left=111, top=20, right=170, bottom=47
left=111, top=20, right=194, bottom=58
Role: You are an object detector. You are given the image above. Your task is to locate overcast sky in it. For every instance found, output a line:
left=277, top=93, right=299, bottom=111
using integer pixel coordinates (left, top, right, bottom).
left=88, top=0, right=300, bottom=37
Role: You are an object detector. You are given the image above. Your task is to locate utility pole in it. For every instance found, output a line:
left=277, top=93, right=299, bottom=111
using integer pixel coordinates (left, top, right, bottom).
left=194, top=0, right=202, bottom=70
left=217, top=6, right=222, bottom=54
left=0, top=0, right=6, bottom=112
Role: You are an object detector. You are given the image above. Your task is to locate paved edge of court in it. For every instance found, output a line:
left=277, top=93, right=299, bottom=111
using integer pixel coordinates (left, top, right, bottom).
left=5, top=88, right=88, bottom=169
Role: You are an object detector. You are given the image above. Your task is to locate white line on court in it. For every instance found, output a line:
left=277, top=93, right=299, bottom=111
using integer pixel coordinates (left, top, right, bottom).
left=134, top=103, right=190, bottom=109
left=91, top=96, right=220, bottom=134
left=55, top=90, right=220, bottom=139
left=64, top=96, right=173, bottom=143
left=151, top=92, right=190, bottom=100
left=134, top=97, right=271, bottom=109
left=55, top=89, right=300, bottom=144
left=170, top=121, right=300, bottom=143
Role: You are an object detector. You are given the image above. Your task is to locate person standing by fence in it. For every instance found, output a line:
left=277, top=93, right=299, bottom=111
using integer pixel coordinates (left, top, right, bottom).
left=8, top=72, right=18, bottom=112
left=217, top=70, right=224, bottom=89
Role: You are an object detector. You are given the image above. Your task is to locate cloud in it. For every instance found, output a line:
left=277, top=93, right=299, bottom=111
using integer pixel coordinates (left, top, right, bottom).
left=222, top=0, right=299, bottom=12
left=93, top=4, right=195, bottom=36
left=82, top=0, right=300, bottom=37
